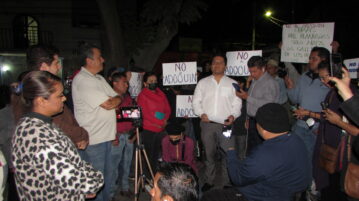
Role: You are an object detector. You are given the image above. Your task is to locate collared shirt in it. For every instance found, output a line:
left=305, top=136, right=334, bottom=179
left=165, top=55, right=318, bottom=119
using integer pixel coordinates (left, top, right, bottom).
left=247, top=72, right=279, bottom=117
left=72, top=67, right=118, bottom=145
left=193, top=75, right=242, bottom=124
left=274, top=76, right=288, bottom=104
left=287, top=71, right=329, bottom=113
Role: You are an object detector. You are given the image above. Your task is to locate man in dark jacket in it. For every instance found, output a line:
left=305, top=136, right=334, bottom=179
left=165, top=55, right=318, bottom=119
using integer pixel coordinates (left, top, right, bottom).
left=214, top=103, right=311, bottom=201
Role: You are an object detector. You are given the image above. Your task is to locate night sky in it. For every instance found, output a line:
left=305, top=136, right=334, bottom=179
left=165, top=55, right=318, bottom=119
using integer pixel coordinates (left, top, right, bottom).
left=175, top=0, right=359, bottom=58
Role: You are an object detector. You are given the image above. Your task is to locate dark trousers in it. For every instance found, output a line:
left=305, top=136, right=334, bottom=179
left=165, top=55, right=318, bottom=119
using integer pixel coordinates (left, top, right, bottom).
left=200, top=122, right=230, bottom=186
left=141, top=129, right=165, bottom=176
left=247, top=117, right=263, bottom=155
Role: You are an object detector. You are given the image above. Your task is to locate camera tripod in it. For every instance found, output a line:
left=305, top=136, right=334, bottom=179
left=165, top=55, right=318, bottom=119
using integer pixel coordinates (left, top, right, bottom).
left=133, top=126, right=154, bottom=201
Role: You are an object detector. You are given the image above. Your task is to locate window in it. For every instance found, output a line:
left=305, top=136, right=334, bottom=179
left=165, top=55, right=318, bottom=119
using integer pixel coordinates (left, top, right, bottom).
left=13, top=15, right=39, bottom=48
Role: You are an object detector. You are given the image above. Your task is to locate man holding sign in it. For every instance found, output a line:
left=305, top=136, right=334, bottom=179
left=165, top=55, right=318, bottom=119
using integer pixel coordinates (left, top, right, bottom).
left=193, top=53, right=242, bottom=191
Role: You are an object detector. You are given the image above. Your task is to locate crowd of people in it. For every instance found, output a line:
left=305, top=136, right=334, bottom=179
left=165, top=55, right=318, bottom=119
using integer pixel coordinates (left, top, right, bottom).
left=0, top=41, right=358, bottom=201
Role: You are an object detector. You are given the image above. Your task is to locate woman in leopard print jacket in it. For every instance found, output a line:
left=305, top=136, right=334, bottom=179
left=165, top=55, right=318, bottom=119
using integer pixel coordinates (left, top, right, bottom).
left=12, top=71, right=104, bottom=201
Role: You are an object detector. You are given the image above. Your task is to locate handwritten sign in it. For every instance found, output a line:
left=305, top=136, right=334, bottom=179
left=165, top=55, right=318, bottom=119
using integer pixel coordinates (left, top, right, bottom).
left=281, top=22, right=334, bottom=63
left=162, top=62, right=197, bottom=86
left=225, top=50, right=262, bottom=76
left=344, top=58, right=359, bottom=79
left=176, top=95, right=197, bottom=118
left=128, top=72, right=143, bottom=98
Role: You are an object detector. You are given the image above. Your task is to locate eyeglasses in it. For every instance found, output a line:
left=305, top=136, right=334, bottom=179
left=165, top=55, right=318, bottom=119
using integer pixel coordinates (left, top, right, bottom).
left=319, top=74, right=330, bottom=80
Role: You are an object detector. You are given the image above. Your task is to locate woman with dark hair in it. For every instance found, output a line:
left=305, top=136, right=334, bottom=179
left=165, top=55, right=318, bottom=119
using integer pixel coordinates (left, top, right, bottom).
left=137, top=72, right=171, bottom=174
left=294, top=62, right=359, bottom=200
left=12, top=71, right=104, bottom=200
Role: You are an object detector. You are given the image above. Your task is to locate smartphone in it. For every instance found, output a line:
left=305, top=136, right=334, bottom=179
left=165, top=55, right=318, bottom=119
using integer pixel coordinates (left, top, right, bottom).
left=320, top=102, right=328, bottom=110
left=222, top=125, right=232, bottom=138
left=330, top=53, right=343, bottom=79
left=290, top=104, right=298, bottom=111
left=232, top=83, right=241, bottom=92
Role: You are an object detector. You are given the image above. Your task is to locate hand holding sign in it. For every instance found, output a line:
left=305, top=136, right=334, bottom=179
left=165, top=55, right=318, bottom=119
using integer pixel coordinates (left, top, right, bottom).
left=281, top=22, right=334, bottom=63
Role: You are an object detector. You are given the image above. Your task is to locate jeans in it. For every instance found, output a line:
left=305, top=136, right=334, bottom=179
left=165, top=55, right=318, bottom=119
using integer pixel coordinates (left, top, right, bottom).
left=110, top=133, right=134, bottom=197
left=85, top=141, right=112, bottom=201
left=291, top=120, right=318, bottom=161
left=291, top=120, right=318, bottom=181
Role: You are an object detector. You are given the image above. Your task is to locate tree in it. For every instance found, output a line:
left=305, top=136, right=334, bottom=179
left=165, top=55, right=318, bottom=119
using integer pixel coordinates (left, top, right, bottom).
left=96, top=0, right=207, bottom=71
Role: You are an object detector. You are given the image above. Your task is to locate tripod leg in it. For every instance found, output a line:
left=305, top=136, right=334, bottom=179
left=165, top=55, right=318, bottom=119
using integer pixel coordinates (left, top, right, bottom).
left=134, top=146, right=139, bottom=201
left=138, top=147, right=145, bottom=190
left=142, top=149, right=155, bottom=181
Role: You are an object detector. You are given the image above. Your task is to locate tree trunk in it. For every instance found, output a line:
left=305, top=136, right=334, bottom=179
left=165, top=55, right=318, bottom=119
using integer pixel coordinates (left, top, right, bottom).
left=132, top=25, right=178, bottom=72
left=96, top=0, right=128, bottom=69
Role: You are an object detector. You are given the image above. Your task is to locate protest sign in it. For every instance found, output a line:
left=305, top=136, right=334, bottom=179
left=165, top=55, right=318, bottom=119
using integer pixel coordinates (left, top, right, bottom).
left=344, top=58, right=359, bottom=79
left=176, top=95, right=197, bottom=118
left=162, top=62, right=197, bottom=86
left=225, top=50, right=262, bottom=76
left=128, top=72, right=143, bottom=98
left=281, top=22, right=334, bottom=63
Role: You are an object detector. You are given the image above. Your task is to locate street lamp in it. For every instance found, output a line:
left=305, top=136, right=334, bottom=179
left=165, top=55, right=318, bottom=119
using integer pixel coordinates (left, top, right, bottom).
left=1, top=64, right=10, bottom=72
left=264, top=10, right=287, bottom=27
left=265, top=11, right=272, bottom=17
left=0, top=64, right=10, bottom=84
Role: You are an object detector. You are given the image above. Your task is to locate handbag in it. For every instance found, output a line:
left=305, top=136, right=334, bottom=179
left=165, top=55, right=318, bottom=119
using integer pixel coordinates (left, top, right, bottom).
left=319, top=91, right=340, bottom=174
left=344, top=135, right=359, bottom=199
left=319, top=143, right=339, bottom=174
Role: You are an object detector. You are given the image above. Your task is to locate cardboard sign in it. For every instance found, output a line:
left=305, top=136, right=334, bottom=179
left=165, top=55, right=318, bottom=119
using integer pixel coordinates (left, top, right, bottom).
left=225, top=50, right=262, bottom=76
left=162, top=62, right=197, bottom=86
left=128, top=72, right=143, bottom=98
left=344, top=58, right=359, bottom=79
left=176, top=95, right=197, bottom=118
left=281, top=22, right=334, bottom=63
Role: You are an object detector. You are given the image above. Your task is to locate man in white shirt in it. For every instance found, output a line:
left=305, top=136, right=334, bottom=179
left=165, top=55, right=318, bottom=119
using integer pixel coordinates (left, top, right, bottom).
left=72, top=44, right=121, bottom=201
left=193, top=54, right=242, bottom=191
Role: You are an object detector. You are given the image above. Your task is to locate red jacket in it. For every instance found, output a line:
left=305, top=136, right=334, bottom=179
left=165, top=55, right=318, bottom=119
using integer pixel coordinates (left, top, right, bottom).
left=137, top=88, right=171, bottom=132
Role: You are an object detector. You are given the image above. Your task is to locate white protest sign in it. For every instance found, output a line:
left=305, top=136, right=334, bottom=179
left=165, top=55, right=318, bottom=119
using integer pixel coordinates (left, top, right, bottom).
left=162, top=62, right=197, bottom=86
left=281, top=22, right=334, bottom=63
left=128, top=72, right=143, bottom=98
left=344, top=58, right=359, bottom=79
left=225, top=50, right=262, bottom=76
left=176, top=95, right=197, bottom=118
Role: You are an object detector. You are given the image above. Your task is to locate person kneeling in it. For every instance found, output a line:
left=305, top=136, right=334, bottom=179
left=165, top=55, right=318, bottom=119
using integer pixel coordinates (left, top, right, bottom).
left=213, top=103, right=311, bottom=201
left=162, top=123, right=197, bottom=173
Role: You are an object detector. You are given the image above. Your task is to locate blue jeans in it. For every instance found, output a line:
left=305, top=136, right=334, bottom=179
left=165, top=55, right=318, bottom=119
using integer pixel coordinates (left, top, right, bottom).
left=291, top=120, right=318, bottom=181
left=85, top=141, right=112, bottom=201
left=110, top=133, right=134, bottom=197
left=291, top=120, right=318, bottom=161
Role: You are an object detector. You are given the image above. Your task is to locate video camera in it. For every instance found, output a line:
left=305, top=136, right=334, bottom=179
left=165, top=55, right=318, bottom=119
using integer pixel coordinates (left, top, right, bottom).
left=277, top=68, right=288, bottom=78
left=116, top=106, right=143, bottom=128
left=117, top=106, right=141, bottom=120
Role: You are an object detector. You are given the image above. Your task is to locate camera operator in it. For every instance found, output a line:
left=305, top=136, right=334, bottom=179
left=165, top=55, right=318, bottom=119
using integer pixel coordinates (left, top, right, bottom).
left=110, top=72, right=135, bottom=198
